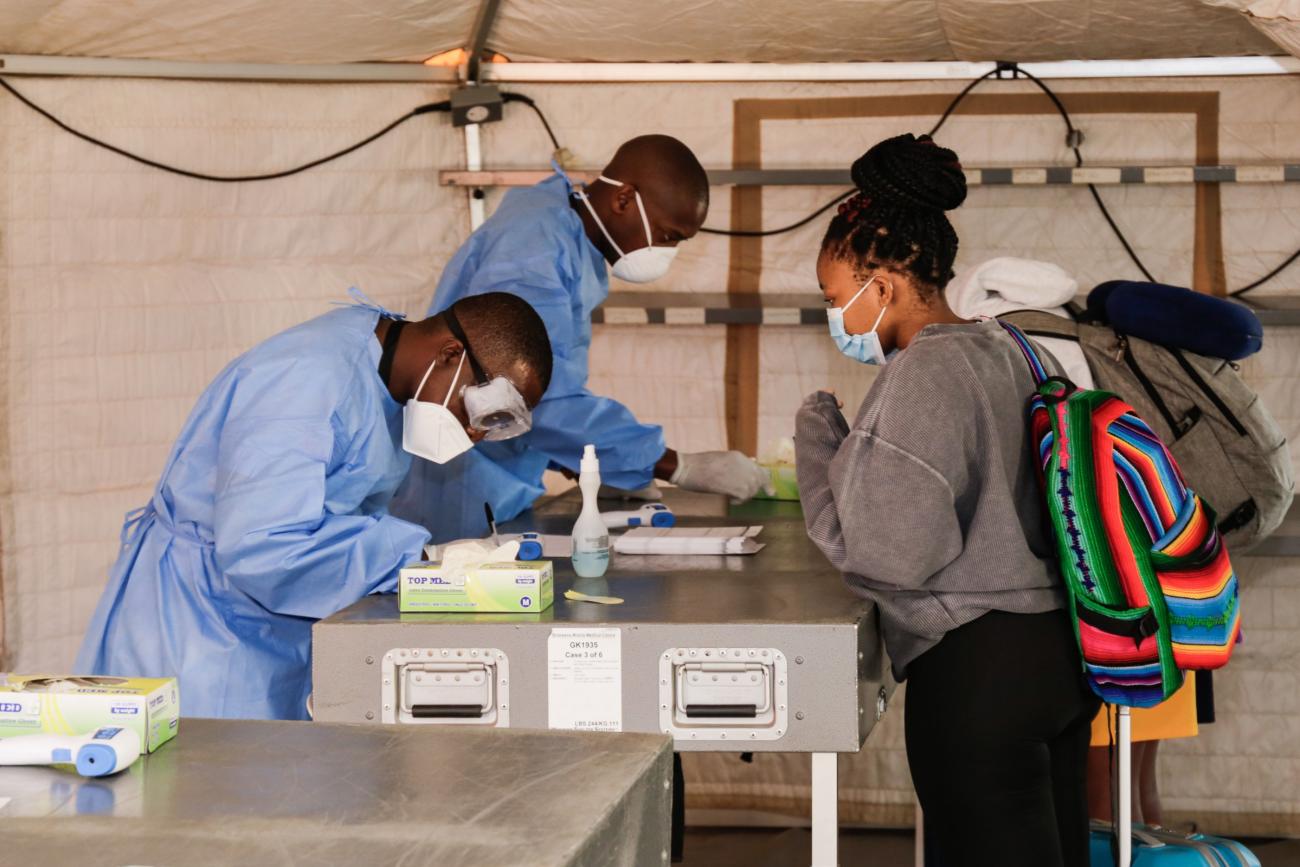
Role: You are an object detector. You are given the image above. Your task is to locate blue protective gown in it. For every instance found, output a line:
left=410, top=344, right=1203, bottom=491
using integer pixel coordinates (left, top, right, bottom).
left=389, top=170, right=665, bottom=542
left=76, top=302, right=431, bottom=720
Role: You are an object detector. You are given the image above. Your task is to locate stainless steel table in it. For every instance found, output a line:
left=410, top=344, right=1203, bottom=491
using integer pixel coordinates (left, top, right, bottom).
left=0, top=718, right=672, bottom=867
left=314, top=491, right=892, bottom=867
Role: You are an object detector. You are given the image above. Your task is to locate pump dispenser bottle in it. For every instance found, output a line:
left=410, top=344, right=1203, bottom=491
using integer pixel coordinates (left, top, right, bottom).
left=571, top=444, right=611, bottom=577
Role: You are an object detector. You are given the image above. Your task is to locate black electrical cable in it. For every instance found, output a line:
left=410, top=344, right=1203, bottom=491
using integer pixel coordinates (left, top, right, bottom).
left=1015, top=66, right=1158, bottom=282
left=501, top=92, right=562, bottom=151
left=927, top=67, right=1002, bottom=138
left=933, top=64, right=1300, bottom=296
left=698, top=190, right=856, bottom=237
left=695, top=67, right=1002, bottom=239
left=1230, top=247, right=1300, bottom=298
left=0, top=75, right=450, bottom=183
left=5, top=70, right=1297, bottom=292
left=498, top=91, right=858, bottom=238
left=931, top=63, right=1157, bottom=282
left=489, top=76, right=1300, bottom=295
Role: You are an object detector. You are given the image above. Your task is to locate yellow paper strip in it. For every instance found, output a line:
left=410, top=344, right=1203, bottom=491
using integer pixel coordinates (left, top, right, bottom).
left=564, top=589, right=625, bottom=605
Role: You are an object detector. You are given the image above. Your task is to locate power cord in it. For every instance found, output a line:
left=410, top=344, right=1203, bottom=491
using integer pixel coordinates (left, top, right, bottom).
left=501, top=92, right=561, bottom=151
left=698, top=190, right=856, bottom=238
left=927, top=68, right=1001, bottom=138
left=3, top=71, right=1296, bottom=293
left=1230, top=247, right=1300, bottom=298
left=0, top=76, right=450, bottom=182
left=932, top=64, right=1300, bottom=297
left=697, top=62, right=1300, bottom=295
left=695, top=66, right=999, bottom=240
left=931, top=62, right=1157, bottom=282
left=502, top=93, right=861, bottom=238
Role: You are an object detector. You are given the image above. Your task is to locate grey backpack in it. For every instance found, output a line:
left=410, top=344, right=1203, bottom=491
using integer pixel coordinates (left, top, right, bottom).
left=1001, top=310, right=1294, bottom=551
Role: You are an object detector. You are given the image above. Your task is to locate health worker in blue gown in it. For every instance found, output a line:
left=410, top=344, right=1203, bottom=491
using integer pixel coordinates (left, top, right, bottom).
left=391, top=135, right=772, bottom=543
left=76, top=291, right=553, bottom=720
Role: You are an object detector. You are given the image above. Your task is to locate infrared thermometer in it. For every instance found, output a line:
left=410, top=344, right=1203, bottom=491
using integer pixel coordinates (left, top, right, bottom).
left=0, top=726, right=142, bottom=777
left=516, top=532, right=545, bottom=560
left=601, top=503, right=676, bottom=530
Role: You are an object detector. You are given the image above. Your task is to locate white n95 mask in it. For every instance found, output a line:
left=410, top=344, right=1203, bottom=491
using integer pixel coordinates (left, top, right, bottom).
left=403, top=351, right=475, bottom=464
left=575, top=175, right=679, bottom=284
left=826, top=277, right=890, bottom=366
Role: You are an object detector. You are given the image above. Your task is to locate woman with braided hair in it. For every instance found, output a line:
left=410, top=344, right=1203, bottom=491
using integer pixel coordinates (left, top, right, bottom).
left=795, top=133, right=1100, bottom=866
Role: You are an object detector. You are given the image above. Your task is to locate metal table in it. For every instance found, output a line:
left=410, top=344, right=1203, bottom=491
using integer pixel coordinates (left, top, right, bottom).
left=0, top=718, right=672, bottom=867
left=314, top=491, right=891, bottom=867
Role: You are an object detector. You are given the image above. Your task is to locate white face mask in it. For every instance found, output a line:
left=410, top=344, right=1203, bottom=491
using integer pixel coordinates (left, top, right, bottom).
left=402, top=351, right=475, bottom=464
left=575, top=175, right=679, bottom=284
left=826, top=277, right=891, bottom=366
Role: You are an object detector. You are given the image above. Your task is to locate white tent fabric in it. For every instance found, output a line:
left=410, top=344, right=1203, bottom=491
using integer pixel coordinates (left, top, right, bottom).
left=492, top=0, right=1280, bottom=63
left=2, top=1, right=1299, bottom=841
left=1201, top=0, right=1300, bottom=57
left=0, top=0, right=1283, bottom=64
left=1244, top=0, right=1300, bottom=57
left=0, top=1, right=474, bottom=64
left=5, top=72, right=1297, bottom=834
left=0, top=77, right=466, bottom=672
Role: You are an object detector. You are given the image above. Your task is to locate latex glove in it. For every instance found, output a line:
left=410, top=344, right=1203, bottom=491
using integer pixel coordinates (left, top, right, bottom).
left=598, top=481, right=663, bottom=501
left=671, top=450, right=773, bottom=502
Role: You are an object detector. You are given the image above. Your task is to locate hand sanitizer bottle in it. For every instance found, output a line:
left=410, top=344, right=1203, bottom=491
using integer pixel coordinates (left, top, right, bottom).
left=571, top=444, right=611, bottom=578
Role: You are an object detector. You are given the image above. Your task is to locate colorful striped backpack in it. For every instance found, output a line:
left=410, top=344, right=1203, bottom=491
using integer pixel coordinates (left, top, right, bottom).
left=1000, top=322, right=1241, bottom=707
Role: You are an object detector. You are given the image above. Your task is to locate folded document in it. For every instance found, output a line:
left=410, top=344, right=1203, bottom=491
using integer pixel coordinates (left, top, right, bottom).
left=612, top=526, right=764, bottom=556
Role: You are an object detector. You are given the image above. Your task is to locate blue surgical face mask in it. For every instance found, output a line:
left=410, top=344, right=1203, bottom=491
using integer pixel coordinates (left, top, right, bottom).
left=826, top=277, right=890, bottom=365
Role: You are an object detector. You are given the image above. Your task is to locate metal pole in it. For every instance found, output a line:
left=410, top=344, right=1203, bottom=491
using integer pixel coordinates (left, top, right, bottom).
left=464, top=0, right=504, bottom=84
left=0, top=54, right=456, bottom=83
left=811, top=752, right=838, bottom=867
left=482, top=56, right=1300, bottom=83
left=4, top=54, right=1296, bottom=85
left=914, top=797, right=925, bottom=867
left=1118, top=706, right=1133, bottom=867
left=464, top=123, right=487, bottom=231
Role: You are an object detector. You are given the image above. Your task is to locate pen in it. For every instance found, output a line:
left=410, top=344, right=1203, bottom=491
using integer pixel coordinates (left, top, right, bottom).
left=484, top=502, right=500, bottom=545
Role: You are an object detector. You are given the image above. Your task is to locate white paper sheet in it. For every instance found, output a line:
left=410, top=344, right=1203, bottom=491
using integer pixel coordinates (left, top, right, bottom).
left=547, top=628, right=622, bottom=732
left=612, top=525, right=765, bottom=556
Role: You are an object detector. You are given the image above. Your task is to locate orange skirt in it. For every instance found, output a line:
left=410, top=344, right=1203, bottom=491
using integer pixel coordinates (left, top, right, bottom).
left=1089, top=676, right=1198, bottom=746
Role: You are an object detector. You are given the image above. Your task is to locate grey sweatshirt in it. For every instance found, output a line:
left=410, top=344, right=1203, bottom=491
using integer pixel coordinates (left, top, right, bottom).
left=795, top=319, right=1066, bottom=679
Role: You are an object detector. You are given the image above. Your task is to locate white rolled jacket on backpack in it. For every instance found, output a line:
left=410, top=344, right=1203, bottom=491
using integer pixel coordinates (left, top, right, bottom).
left=945, top=256, right=1096, bottom=390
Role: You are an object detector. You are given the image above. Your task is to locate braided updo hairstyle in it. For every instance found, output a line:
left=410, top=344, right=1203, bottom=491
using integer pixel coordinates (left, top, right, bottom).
left=821, top=133, right=967, bottom=297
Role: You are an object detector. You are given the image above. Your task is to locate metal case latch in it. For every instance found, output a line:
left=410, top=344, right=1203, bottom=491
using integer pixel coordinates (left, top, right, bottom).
left=659, top=648, right=788, bottom=742
left=382, top=648, right=509, bottom=727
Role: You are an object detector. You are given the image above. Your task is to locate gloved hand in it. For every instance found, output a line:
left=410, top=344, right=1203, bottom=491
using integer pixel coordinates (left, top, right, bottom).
left=671, top=450, right=773, bottom=502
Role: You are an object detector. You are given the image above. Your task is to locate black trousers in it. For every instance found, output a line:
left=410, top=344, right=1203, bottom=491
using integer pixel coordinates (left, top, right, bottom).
left=906, top=609, right=1101, bottom=867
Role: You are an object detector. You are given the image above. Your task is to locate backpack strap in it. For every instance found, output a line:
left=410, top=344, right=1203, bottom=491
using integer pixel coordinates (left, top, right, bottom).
left=997, top=320, right=1050, bottom=387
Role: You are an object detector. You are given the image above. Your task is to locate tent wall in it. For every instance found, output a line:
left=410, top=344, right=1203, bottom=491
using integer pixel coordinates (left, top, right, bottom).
left=0, top=77, right=467, bottom=672
left=0, top=71, right=1296, bottom=833
left=0, top=0, right=1282, bottom=63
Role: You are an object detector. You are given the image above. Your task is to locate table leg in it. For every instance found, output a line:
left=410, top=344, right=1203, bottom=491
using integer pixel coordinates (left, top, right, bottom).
left=811, top=752, right=838, bottom=867
left=1118, top=706, right=1132, bottom=867
left=672, top=752, right=685, bottom=863
left=914, top=797, right=924, bottom=867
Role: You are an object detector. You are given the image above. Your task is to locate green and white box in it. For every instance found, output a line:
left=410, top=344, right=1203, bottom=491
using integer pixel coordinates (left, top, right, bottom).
left=400, top=561, right=554, bottom=613
left=0, top=674, right=180, bottom=752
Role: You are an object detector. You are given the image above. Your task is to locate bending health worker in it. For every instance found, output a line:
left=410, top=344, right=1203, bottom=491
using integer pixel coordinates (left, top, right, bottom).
left=77, top=291, right=552, bottom=719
